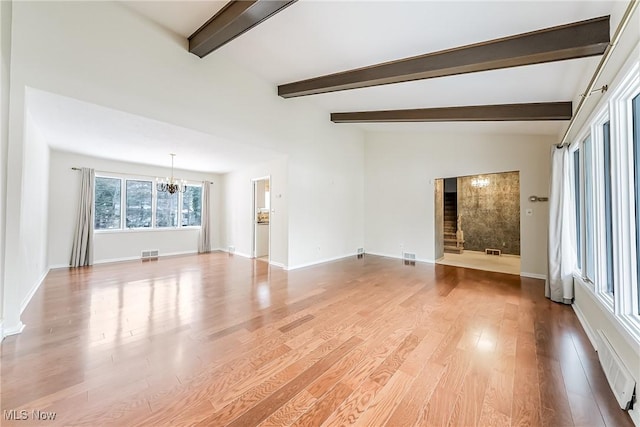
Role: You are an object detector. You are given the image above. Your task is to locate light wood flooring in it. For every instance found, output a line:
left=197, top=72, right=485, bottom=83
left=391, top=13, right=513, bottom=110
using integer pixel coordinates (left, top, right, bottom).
left=437, top=251, right=521, bottom=276
left=1, top=253, right=633, bottom=426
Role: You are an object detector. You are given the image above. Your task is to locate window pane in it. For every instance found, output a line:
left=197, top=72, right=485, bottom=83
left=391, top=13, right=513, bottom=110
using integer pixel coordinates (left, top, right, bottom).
left=156, top=190, right=178, bottom=227
left=603, top=122, right=614, bottom=293
left=633, top=93, right=640, bottom=313
left=584, top=135, right=595, bottom=281
left=182, top=185, right=202, bottom=226
left=574, top=149, right=581, bottom=269
left=94, top=177, right=121, bottom=229
left=126, top=180, right=152, bottom=228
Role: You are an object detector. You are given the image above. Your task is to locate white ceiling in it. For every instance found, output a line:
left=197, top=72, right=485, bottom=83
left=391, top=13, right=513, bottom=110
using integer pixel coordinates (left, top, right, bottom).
left=210, top=0, right=616, bottom=135
left=31, top=1, right=619, bottom=172
left=121, top=0, right=618, bottom=136
left=25, top=88, right=281, bottom=174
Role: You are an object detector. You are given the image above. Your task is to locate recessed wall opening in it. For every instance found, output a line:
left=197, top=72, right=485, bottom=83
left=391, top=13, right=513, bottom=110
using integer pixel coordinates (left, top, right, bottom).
left=434, top=171, right=521, bottom=275
left=252, top=176, right=271, bottom=263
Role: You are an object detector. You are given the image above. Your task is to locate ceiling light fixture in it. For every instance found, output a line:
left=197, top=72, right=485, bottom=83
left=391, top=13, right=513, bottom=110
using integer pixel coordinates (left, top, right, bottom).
left=471, top=177, right=490, bottom=188
left=157, top=153, right=186, bottom=195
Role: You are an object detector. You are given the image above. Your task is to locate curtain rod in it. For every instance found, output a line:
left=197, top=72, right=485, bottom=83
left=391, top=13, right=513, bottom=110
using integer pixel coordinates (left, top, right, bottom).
left=557, top=0, right=639, bottom=149
left=70, top=167, right=213, bottom=183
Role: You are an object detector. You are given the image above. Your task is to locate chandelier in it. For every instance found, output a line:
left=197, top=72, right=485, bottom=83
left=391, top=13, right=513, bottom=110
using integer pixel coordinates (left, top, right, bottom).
left=157, top=153, right=186, bottom=194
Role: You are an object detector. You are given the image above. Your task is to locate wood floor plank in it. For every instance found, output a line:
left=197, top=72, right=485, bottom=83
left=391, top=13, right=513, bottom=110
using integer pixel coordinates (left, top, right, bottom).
left=225, top=335, right=363, bottom=427
left=290, top=382, right=354, bottom=426
left=1, top=253, right=632, bottom=427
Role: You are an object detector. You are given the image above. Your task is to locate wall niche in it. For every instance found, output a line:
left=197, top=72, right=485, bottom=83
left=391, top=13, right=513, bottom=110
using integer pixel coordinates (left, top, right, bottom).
left=457, top=171, right=520, bottom=255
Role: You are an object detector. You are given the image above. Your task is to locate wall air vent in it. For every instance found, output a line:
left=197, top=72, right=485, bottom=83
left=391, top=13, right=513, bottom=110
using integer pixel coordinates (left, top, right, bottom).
left=403, top=252, right=416, bottom=261
left=141, top=250, right=159, bottom=261
left=403, top=252, right=416, bottom=266
left=485, top=248, right=501, bottom=256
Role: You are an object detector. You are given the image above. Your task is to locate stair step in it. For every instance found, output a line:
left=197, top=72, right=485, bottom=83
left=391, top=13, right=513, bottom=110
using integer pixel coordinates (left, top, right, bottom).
left=444, top=238, right=462, bottom=244
left=444, top=246, right=464, bottom=254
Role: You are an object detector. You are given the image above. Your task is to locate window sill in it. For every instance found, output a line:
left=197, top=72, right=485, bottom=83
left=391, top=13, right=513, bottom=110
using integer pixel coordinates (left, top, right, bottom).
left=95, top=226, right=201, bottom=234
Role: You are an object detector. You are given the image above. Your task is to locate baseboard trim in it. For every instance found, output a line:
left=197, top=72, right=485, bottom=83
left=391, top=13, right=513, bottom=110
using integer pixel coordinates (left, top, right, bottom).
left=286, top=253, right=359, bottom=271
left=572, top=302, right=598, bottom=352
left=0, top=321, right=3, bottom=341
left=3, top=321, right=25, bottom=338
left=269, top=261, right=286, bottom=269
left=364, top=252, right=433, bottom=264
left=49, top=263, right=70, bottom=270
left=520, top=272, right=547, bottom=281
left=21, top=268, right=50, bottom=315
left=91, top=250, right=199, bottom=266
left=219, top=248, right=252, bottom=259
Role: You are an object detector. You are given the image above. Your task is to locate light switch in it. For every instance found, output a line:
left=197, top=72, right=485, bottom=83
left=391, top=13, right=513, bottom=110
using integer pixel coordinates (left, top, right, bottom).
left=526, top=208, right=533, bottom=216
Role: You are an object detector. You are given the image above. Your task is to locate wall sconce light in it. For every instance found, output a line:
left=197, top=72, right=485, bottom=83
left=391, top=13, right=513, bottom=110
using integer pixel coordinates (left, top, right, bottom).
left=471, top=177, right=490, bottom=188
left=529, top=196, right=549, bottom=202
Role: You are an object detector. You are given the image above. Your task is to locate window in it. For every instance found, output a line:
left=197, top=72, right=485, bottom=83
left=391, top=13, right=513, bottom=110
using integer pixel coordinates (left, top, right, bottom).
left=182, top=185, right=202, bottom=226
left=603, top=121, right=614, bottom=294
left=93, top=174, right=203, bottom=231
left=126, top=180, right=152, bottom=228
left=633, top=93, right=640, bottom=313
left=584, top=135, right=595, bottom=282
left=573, top=149, right=581, bottom=269
left=156, top=191, right=178, bottom=228
left=95, top=177, right=121, bottom=229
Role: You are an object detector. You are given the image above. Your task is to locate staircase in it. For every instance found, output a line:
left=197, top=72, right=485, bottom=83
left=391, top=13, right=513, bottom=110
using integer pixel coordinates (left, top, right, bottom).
left=444, top=193, right=464, bottom=254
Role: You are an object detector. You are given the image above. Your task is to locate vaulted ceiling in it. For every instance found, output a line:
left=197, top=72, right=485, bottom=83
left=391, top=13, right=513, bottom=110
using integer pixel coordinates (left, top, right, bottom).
left=124, top=0, right=621, bottom=137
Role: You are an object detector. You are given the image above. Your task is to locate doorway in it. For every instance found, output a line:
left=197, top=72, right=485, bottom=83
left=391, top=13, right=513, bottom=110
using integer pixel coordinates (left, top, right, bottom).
left=252, top=177, right=271, bottom=262
left=434, top=171, right=521, bottom=275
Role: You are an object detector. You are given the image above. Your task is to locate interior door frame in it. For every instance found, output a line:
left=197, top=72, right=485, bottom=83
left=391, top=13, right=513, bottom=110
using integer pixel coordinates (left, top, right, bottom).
left=251, top=175, right=271, bottom=261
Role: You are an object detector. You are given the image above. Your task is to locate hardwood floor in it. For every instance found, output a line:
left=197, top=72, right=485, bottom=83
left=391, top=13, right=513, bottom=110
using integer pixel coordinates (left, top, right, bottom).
left=1, top=253, right=633, bottom=426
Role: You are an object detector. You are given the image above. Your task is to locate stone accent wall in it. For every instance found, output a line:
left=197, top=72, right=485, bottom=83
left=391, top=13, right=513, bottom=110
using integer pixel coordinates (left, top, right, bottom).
left=458, top=171, right=520, bottom=255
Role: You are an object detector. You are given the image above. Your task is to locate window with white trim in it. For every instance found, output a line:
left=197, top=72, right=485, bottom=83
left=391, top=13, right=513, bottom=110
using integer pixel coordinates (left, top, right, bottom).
left=95, top=177, right=121, bottom=230
left=583, top=134, right=595, bottom=283
left=570, top=52, right=640, bottom=337
left=602, top=121, right=614, bottom=294
left=573, top=148, right=581, bottom=269
left=93, top=173, right=203, bottom=231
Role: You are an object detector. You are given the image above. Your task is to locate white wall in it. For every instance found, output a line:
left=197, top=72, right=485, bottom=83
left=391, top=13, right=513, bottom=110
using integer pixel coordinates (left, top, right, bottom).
left=2, top=110, right=49, bottom=333
left=20, top=112, right=49, bottom=303
left=221, top=157, right=288, bottom=265
left=364, top=131, right=553, bottom=277
left=574, top=281, right=640, bottom=386
left=48, top=150, right=221, bottom=267
left=0, top=0, right=12, bottom=332
left=5, top=0, right=364, bottom=278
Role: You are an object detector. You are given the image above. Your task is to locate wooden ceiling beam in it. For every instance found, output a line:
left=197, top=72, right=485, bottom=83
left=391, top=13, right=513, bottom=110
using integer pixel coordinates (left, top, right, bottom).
left=330, top=102, right=573, bottom=123
left=189, top=0, right=297, bottom=58
left=279, top=16, right=610, bottom=98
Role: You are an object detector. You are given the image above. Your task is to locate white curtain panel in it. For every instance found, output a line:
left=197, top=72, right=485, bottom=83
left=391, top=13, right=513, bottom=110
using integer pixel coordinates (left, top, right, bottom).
left=546, top=146, right=577, bottom=304
left=70, top=168, right=95, bottom=267
left=198, top=181, right=211, bottom=253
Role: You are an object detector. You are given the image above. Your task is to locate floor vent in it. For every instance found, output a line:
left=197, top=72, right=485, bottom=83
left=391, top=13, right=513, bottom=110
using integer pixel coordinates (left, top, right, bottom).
left=485, top=248, right=501, bottom=256
left=403, top=252, right=416, bottom=266
left=403, top=252, right=416, bottom=261
left=597, top=330, right=635, bottom=409
left=141, top=250, right=159, bottom=261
